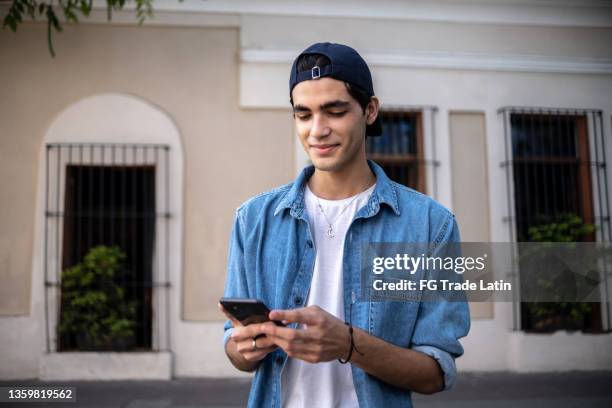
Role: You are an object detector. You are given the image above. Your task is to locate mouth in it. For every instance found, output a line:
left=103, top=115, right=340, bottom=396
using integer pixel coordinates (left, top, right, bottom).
left=311, top=144, right=340, bottom=155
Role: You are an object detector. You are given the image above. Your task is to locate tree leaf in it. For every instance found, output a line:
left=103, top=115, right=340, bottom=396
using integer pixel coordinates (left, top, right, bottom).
left=80, top=0, right=92, bottom=16
left=4, top=0, right=177, bottom=57
left=64, top=7, right=78, bottom=23
left=3, top=14, right=17, bottom=32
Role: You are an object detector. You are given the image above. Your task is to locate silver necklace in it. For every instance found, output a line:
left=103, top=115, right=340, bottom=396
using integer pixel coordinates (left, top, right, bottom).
left=315, top=192, right=368, bottom=239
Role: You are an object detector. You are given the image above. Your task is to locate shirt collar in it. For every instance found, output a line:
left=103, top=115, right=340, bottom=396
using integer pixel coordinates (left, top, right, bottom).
left=274, top=159, right=401, bottom=218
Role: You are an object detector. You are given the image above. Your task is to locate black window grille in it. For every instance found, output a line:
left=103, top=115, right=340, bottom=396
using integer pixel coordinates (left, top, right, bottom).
left=44, top=143, right=171, bottom=352
left=499, top=107, right=611, bottom=332
left=367, top=107, right=438, bottom=195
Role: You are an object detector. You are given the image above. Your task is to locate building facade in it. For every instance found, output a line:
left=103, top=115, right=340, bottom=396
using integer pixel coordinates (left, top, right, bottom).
left=1, top=0, right=611, bottom=380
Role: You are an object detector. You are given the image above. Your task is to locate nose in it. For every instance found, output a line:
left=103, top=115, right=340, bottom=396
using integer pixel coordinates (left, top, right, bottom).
left=310, top=113, right=331, bottom=139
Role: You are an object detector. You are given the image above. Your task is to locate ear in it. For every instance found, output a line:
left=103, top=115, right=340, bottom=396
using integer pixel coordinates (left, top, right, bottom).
left=366, top=96, right=380, bottom=125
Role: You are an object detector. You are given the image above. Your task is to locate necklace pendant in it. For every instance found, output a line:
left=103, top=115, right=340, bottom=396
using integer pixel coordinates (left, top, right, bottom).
left=327, top=225, right=335, bottom=238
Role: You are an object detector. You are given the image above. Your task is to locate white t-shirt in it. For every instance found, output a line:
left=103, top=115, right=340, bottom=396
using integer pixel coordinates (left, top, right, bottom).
left=281, top=182, right=376, bottom=408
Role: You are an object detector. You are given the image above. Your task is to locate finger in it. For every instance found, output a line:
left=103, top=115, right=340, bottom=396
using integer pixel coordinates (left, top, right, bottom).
left=261, top=324, right=308, bottom=343
left=235, top=338, right=277, bottom=355
left=231, top=322, right=271, bottom=342
left=252, top=335, right=276, bottom=350
left=235, top=339, right=259, bottom=354
left=267, top=336, right=310, bottom=358
left=242, top=346, right=278, bottom=362
left=230, top=326, right=256, bottom=342
left=269, top=308, right=318, bottom=325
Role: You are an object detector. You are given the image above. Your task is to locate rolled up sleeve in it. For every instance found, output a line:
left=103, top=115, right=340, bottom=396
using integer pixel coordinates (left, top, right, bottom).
left=411, top=345, right=457, bottom=390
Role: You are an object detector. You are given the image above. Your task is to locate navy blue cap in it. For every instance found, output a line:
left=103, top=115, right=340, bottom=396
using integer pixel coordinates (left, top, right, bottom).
left=289, top=42, right=382, bottom=137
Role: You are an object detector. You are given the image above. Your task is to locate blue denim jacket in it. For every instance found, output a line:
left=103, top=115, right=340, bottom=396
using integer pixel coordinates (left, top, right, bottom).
left=223, top=160, right=470, bottom=407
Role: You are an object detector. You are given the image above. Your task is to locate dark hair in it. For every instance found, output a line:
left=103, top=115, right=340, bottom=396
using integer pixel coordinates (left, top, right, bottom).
left=290, top=54, right=371, bottom=113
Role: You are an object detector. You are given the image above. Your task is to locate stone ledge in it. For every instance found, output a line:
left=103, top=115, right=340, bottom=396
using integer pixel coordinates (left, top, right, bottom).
left=40, top=352, right=172, bottom=381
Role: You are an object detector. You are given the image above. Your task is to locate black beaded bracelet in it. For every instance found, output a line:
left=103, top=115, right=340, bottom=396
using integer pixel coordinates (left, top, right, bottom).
left=338, top=322, right=364, bottom=364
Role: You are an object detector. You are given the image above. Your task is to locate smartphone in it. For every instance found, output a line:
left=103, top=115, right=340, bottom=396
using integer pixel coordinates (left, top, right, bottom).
left=219, top=298, right=285, bottom=326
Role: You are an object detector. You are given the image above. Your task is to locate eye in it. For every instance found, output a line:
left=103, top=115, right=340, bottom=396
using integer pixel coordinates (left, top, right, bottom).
left=295, top=114, right=311, bottom=121
left=328, top=111, right=347, bottom=117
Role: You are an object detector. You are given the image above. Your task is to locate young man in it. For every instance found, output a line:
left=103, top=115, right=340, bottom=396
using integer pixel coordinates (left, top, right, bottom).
left=220, top=42, right=470, bottom=407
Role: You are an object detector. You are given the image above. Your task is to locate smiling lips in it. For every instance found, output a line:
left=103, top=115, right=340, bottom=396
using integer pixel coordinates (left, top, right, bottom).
left=311, top=144, right=340, bottom=155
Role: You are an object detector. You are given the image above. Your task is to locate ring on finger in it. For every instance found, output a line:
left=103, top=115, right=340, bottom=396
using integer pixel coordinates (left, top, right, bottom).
left=252, top=338, right=258, bottom=352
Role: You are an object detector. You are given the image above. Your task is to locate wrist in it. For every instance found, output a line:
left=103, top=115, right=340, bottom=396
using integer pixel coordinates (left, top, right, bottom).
left=345, top=326, right=367, bottom=365
left=337, top=322, right=364, bottom=364
left=338, top=323, right=352, bottom=361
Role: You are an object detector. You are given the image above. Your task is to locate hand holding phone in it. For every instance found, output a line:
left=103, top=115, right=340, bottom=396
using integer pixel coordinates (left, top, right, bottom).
left=218, top=298, right=280, bottom=368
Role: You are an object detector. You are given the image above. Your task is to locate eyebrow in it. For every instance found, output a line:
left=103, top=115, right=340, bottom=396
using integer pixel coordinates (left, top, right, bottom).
left=293, top=100, right=351, bottom=113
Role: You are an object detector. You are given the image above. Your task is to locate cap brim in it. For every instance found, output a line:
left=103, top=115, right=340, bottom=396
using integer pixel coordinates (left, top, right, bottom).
left=366, top=115, right=383, bottom=137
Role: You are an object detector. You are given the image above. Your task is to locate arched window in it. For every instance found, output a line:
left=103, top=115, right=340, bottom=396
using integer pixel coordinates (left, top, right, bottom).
left=40, top=94, right=183, bottom=352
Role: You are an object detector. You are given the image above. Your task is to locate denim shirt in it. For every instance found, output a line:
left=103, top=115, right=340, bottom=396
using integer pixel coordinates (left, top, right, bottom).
left=223, top=160, right=470, bottom=408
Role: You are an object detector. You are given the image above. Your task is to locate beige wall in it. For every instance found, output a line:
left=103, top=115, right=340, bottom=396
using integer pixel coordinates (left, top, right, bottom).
left=0, top=23, right=294, bottom=319
left=449, top=112, right=493, bottom=319
left=242, top=15, right=612, bottom=59
left=450, top=112, right=490, bottom=242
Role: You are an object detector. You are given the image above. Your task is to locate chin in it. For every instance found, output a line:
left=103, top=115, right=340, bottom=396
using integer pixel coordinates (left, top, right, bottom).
left=310, top=157, right=343, bottom=172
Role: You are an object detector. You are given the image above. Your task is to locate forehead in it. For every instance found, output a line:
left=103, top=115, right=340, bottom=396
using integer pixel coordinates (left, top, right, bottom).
left=291, top=77, right=353, bottom=107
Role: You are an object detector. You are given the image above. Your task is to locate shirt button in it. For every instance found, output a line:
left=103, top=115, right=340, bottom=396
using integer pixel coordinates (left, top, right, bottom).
left=276, top=356, right=284, bottom=365
left=306, top=240, right=313, bottom=248
left=294, top=296, right=303, bottom=305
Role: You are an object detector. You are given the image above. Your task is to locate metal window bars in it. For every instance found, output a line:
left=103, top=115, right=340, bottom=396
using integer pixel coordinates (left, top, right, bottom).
left=44, top=143, right=171, bottom=352
left=367, top=106, right=439, bottom=197
left=498, top=106, right=611, bottom=331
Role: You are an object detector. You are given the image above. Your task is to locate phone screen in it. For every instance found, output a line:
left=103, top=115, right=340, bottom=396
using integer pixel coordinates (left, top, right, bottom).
left=220, top=298, right=285, bottom=326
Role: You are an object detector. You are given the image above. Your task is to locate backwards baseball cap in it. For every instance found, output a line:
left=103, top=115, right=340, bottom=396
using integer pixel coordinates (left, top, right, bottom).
left=289, top=42, right=383, bottom=137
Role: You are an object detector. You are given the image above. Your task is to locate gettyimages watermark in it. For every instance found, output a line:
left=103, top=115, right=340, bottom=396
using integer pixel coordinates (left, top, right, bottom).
left=360, top=242, right=612, bottom=302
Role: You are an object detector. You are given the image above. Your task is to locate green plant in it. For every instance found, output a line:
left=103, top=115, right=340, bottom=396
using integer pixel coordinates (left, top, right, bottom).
left=59, top=245, right=136, bottom=350
left=528, top=213, right=595, bottom=243
left=524, top=214, right=596, bottom=332
left=1, top=0, right=183, bottom=57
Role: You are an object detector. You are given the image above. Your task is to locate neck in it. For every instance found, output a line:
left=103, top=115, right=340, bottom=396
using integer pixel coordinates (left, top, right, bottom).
left=307, top=158, right=376, bottom=200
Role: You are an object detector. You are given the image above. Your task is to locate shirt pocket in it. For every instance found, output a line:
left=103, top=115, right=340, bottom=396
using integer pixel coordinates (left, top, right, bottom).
left=369, top=300, right=420, bottom=347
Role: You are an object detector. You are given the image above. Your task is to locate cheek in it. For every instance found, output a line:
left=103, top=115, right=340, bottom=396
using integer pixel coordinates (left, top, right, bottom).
left=338, top=114, right=365, bottom=139
left=295, top=121, right=310, bottom=140
left=296, top=127, right=312, bottom=152
left=340, top=122, right=365, bottom=148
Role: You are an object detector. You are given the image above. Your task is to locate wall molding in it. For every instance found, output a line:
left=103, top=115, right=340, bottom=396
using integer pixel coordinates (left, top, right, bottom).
left=241, top=48, right=612, bottom=75
left=95, top=0, right=612, bottom=28
left=3, top=1, right=609, bottom=29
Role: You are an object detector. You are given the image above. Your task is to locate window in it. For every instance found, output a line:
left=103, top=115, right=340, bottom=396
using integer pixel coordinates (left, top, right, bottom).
left=367, top=108, right=436, bottom=194
left=44, top=143, right=171, bottom=351
left=500, top=107, right=611, bottom=332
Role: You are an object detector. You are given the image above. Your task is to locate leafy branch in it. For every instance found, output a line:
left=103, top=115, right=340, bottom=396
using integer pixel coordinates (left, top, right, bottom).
left=1, top=0, right=181, bottom=57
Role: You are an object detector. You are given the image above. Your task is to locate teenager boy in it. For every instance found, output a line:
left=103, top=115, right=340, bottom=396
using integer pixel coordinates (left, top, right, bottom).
left=220, top=42, right=470, bottom=407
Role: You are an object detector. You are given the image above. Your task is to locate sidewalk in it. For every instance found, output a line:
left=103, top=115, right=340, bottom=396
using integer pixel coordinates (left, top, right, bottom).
left=2, top=371, right=611, bottom=407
